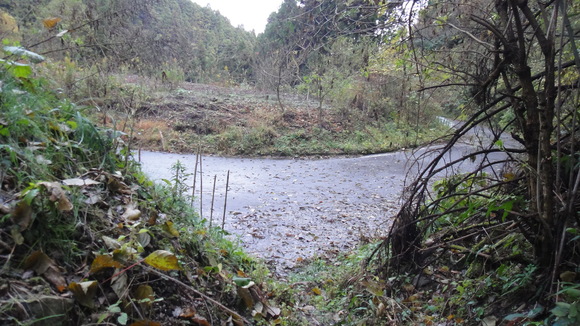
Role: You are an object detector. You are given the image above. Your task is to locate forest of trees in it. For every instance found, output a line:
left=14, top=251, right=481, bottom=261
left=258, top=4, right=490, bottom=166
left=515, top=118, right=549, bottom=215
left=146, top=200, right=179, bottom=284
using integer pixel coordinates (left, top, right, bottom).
left=0, top=0, right=257, bottom=83
left=2, top=0, right=580, bottom=323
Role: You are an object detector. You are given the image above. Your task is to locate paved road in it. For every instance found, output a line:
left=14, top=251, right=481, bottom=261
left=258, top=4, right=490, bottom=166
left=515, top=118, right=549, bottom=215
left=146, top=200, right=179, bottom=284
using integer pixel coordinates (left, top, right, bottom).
left=138, top=123, right=513, bottom=274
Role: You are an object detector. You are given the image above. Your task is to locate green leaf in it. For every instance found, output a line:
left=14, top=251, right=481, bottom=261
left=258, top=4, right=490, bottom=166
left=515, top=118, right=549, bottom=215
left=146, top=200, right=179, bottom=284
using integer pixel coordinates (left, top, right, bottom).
left=117, top=312, right=128, bottom=325
left=0, top=127, right=9, bottom=137
left=66, top=120, right=78, bottom=130
left=569, top=302, right=578, bottom=318
left=552, top=302, right=571, bottom=317
left=10, top=62, right=32, bottom=79
left=233, top=276, right=252, bottom=287
left=23, top=188, right=39, bottom=205
left=503, top=313, right=526, bottom=321
left=565, top=288, right=580, bottom=299
left=108, top=305, right=122, bottom=314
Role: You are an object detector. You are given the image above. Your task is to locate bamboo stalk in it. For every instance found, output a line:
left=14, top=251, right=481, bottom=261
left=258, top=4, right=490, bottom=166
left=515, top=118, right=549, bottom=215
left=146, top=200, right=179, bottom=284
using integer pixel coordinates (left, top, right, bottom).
left=222, top=170, right=230, bottom=230
left=210, top=175, right=217, bottom=228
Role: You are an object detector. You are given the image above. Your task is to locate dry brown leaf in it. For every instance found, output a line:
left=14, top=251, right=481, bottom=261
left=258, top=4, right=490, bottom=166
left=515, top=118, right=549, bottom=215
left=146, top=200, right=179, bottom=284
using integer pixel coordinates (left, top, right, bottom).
left=147, top=211, right=158, bottom=226
left=0, top=203, right=10, bottom=214
left=43, top=265, right=67, bottom=292
left=84, top=193, right=102, bottom=205
left=135, top=284, right=155, bottom=307
left=237, top=286, right=255, bottom=308
left=102, top=236, right=122, bottom=250
left=42, top=17, right=61, bottom=29
left=178, top=307, right=197, bottom=318
left=129, top=321, right=161, bottom=326
left=252, top=301, right=265, bottom=318
left=112, top=247, right=138, bottom=263
left=560, top=271, right=577, bottom=282
left=68, top=281, right=97, bottom=308
left=90, top=255, right=122, bottom=274
left=191, top=315, right=211, bottom=326
left=122, top=204, right=141, bottom=221
left=23, top=251, right=53, bottom=274
left=11, top=200, right=32, bottom=231
left=266, top=305, right=281, bottom=318
left=38, top=181, right=73, bottom=211
left=23, top=251, right=67, bottom=292
left=108, top=177, right=132, bottom=195
left=111, top=269, right=128, bottom=299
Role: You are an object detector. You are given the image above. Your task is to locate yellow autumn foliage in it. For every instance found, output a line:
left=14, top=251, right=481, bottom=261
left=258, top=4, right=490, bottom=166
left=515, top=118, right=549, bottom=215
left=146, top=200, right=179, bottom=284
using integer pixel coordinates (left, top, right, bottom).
left=0, top=9, right=21, bottom=42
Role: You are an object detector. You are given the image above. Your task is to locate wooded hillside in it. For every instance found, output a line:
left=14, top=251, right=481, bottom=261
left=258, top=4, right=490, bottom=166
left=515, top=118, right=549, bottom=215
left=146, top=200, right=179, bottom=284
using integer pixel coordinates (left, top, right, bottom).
left=0, top=0, right=257, bottom=83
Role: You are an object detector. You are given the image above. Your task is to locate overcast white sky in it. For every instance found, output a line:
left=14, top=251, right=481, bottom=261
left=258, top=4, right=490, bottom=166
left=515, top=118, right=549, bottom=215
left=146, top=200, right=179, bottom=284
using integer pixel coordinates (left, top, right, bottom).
left=190, top=0, right=284, bottom=34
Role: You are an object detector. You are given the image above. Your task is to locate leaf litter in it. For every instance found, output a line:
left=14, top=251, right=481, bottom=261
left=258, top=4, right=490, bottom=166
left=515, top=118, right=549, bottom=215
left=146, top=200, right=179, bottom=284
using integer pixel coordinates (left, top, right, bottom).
left=0, top=166, right=281, bottom=325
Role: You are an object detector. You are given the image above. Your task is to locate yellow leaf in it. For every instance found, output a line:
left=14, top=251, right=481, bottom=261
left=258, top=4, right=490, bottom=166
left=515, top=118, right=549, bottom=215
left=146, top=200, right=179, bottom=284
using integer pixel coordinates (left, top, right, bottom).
left=144, top=250, right=181, bottom=271
left=162, top=220, right=180, bottom=237
left=311, top=287, right=321, bottom=295
left=43, top=17, right=61, bottom=29
left=503, top=172, right=516, bottom=181
left=90, top=255, right=122, bottom=274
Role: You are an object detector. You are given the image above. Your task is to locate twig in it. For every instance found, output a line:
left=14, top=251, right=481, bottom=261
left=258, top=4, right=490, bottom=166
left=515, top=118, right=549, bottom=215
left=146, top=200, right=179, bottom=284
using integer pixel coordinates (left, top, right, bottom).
left=191, top=147, right=200, bottom=206
left=210, top=175, right=217, bottom=228
left=145, top=267, right=250, bottom=325
left=159, top=131, right=166, bottom=151
left=222, top=170, right=230, bottom=230
left=199, top=153, right=203, bottom=220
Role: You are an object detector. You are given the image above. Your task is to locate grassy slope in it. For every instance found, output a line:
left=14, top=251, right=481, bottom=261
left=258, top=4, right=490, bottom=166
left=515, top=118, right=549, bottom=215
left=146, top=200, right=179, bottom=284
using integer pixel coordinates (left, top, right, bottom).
left=96, top=76, right=448, bottom=157
left=0, top=64, right=284, bottom=325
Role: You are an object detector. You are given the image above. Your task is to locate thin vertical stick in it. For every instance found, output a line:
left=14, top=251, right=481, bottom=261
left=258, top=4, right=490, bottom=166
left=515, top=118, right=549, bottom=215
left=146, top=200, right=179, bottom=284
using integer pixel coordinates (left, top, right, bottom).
left=222, top=170, right=230, bottom=230
left=138, top=147, right=141, bottom=162
left=191, top=149, right=200, bottom=206
left=199, top=153, right=203, bottom=220
left=210, top=175, right=217, bottom=228
left=159, top=131, right=166, bottom=151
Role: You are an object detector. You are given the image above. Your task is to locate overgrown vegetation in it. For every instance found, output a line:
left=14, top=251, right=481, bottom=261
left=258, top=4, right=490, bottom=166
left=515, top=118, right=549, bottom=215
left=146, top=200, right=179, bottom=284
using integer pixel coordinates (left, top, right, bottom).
left=0, top=47, right=282, bottom=325
left=2, top=0, right=580, bottom=325
left=1, top=0, right=450, bottom=157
